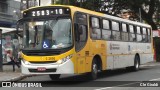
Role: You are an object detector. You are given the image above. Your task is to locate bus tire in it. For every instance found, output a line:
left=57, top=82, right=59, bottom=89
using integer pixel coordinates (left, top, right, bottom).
left=89, top=58, right=98, bottom=80
left=49, top=74, right=60, bottom=80
left=130, top=55, right=140, bottom=71
left=126, top=55, right=140, bottom=71
left=133, top=55, right=140, bottom=71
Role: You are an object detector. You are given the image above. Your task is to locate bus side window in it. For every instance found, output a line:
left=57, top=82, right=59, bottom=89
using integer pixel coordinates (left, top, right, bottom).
left=102, top=19, right=111, bottom=40
left=121, top=23, right=129, bottom=41
left=142, top=27, right=147, bottom=42
left=112, top=21, right=120, bottom=41
left=90, top=17, right=101, bottom=40
left=78, top=25, right=87, bottom=42
left=129, top=25, right=136, bottom=42
left=147, top=28, right=151, bottom=43
left=75, top=24, right=87, bottom=42
left=136, top=26, right=143, bottom=42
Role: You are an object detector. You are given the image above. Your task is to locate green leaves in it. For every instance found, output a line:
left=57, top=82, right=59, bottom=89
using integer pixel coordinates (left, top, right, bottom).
left=51, top=0, right=159, bottom=29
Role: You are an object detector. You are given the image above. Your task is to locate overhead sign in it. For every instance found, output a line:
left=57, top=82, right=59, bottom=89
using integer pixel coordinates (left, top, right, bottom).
left=23, top=7, right=71, bottom=18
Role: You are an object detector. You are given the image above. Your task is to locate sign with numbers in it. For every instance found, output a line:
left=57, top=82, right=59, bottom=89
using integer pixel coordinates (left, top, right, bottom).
left=23, top=7, right=70, bottom=18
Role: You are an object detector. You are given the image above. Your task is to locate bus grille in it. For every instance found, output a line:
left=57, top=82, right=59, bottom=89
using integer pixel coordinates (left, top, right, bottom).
left=23, top=51, right=61, bottom=56
left=22, top=46, right=72, bottom=56
left=29, top=61, right=57, bottom=64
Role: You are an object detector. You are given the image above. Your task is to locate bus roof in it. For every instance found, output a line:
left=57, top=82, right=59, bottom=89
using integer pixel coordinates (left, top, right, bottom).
left=68, top=6, right=151, bottom=28
left=23, top=5, right=151, bottom=28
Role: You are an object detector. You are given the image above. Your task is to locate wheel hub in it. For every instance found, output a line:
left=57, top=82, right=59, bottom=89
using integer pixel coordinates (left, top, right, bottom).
left=93, top=64, right=98, bottom=74
left=136, top=60, right=139, bottom=69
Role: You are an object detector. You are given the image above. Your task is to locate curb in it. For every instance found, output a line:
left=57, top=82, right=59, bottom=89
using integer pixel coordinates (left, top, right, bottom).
left=1, top=74, right=36, bottom=82
left=0, top=74, right=35, bottom=87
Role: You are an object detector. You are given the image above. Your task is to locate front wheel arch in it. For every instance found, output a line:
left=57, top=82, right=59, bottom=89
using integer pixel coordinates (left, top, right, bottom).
left=88, top=55, right=102, bottom=80
left=93, top=55, right=102, bottom=71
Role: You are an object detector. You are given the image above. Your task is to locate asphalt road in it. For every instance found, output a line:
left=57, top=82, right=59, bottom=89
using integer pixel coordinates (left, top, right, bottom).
left=1, top=62, right=160, bottom=90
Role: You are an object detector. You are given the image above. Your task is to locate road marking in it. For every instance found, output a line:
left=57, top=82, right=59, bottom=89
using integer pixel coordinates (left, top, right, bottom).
left=149, top=78, right=160, bottom=81
left=95, top=82, right=140, bottom=90
left=95, top=62, right=160, bottom=90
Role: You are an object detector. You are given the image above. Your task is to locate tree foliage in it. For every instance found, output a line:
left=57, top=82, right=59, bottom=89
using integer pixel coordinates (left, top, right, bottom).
left=103, top=0, right=159, bottom=30
left=53, top=0, right=159, bottom=29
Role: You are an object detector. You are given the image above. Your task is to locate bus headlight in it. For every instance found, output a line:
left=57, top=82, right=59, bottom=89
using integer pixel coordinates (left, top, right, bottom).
left=56, top=54, right=73, bottom=64
left=22, top=60, right=31, bottom=65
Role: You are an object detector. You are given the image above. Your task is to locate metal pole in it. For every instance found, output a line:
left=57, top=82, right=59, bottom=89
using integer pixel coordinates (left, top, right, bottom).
left=26, top=0, right=29, bottom=9
left=0, top=29, right=3, bottom=72
left=20, top=0, right=22, bottom=11
left=39, top=0, right=41, bottom=6
left=139, top=8, right=142, bottom=22
left=67, top=0, right=69, bottom=5
left=80, top=0, right=82, bottom=7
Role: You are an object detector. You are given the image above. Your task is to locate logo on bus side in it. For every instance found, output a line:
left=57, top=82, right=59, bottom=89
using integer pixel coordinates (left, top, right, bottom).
left=110, top=43, right=120, bottom=50
left=128, top=45, right=131, bottom=51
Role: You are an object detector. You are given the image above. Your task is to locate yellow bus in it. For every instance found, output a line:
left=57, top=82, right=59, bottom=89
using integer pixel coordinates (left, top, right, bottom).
left=17, top=5, right=154, bottom=80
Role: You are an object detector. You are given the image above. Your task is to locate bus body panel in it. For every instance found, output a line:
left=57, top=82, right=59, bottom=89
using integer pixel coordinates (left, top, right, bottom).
left=140, top=54, right=153, bottom=64
left=89, top=39, right=107, bottom=70
left=71, top=7, right=107, bottom=73
left=20, top=5, right=154, bottom=75
left=21, top=49, right=77, bottom=74
left=106, top=41, right=134, bottom=69
left=106, top=41, right=153, bottom=70
left=21, top=49, right=75, bottom=63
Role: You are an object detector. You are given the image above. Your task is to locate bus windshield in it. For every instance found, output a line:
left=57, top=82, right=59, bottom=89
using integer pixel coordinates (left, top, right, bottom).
left=22, top=18, right=72, bottom=50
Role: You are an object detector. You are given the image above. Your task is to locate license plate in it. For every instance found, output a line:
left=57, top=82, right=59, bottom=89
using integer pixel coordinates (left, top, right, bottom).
left=37, top=67, right=46, bottom=71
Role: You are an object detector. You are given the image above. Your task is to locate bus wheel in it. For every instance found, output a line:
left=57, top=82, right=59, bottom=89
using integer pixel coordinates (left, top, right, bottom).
left=126, top=55, right=140, bottom=71
left=89, top=59, right=98, bottom=80
left=49, top=74, right=60, bottom=80
left=128, top=55, right=140, bottom=71
left=133, top=55, right=140, bottom=71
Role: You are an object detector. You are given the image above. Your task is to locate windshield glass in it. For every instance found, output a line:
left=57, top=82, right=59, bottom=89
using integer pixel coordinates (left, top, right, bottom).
left=22, top=18, right=72, bottom=50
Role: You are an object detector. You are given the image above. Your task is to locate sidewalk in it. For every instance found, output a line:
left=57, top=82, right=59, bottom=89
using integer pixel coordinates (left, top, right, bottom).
left=141, top=61, right=160, bottom=67
left=0, top=65, right=33, bottom=82
left=0, top=61, right=160, bottom=82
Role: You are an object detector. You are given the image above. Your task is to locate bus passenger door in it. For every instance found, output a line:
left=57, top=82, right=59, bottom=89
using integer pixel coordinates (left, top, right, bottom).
left=75, top=24, right=88, bottom=74
left=74, top=12, right=88, bottom=74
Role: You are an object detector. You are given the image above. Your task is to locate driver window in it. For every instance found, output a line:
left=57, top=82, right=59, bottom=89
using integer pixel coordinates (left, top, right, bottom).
left=78, top=25, right=87, bottom=42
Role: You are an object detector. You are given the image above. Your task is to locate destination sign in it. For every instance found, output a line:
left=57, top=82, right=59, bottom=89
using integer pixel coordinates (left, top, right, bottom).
left=23, top=7, right=71, bottom=18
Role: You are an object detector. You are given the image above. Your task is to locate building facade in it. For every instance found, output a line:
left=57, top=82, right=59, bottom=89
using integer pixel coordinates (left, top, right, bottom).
left=20, top=0, right=52, bottom=10
left=0, top=0, right=20, bottom=28
left=20, top=0, right=70, bottom=10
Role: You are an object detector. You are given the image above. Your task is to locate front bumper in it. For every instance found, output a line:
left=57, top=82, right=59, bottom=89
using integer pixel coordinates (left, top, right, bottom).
left=21, top=59, right=74, bottom=74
